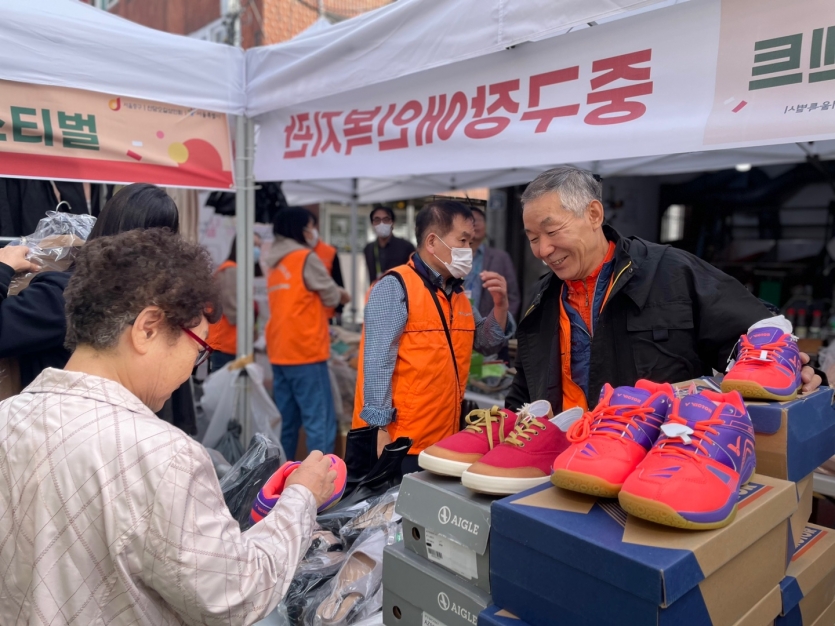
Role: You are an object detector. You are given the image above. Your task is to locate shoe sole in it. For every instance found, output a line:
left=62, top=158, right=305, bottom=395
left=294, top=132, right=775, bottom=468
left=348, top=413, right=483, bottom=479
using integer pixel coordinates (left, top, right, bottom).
left=417, top=451, right=473, bottom=477
left=461, top=470, right=550, bottom=495
left=720, top=379, right=798, bottom=402
left=551, top=469, right=622, bottom=498
left=617, top=491, right=737, bottom=530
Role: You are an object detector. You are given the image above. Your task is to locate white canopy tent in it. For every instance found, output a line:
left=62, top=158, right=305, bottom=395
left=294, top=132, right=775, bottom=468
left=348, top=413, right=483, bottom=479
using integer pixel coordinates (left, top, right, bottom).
left=0, top=0, right=245, bottom=115
left=281, top=141, right=835, bottom=205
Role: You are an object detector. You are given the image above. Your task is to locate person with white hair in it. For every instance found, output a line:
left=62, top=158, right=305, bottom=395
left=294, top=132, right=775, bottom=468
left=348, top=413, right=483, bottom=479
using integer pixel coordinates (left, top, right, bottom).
left=506, top=165, right=823, bottom=453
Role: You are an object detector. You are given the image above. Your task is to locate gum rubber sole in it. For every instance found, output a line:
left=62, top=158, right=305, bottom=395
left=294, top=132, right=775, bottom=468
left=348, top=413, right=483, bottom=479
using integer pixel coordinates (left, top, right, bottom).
left=720, top=379, right=799, bottom=402
left=417, top=451, right=473, bottom=477
left=618, top=491, right=737, bottom=530
left=551, top=469, right=622, bottom=498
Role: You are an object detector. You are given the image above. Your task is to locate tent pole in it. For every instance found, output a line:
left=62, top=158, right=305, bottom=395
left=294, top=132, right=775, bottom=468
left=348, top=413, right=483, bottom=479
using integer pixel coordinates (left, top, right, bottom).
left=234, top=114, right=255, bottom=445
left=350, top=177, right=359, bottom=326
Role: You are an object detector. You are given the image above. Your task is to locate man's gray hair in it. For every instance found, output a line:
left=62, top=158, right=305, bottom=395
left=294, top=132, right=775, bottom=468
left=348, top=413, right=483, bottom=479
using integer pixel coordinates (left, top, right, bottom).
left=520, top=166, right=602, bottom=217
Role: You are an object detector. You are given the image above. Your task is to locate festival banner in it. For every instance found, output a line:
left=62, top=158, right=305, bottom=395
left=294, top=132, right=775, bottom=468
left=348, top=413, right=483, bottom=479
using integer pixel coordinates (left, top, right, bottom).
left=255, top=0, right=835, bottom=182
left=0, top=80, right=234, bottom=189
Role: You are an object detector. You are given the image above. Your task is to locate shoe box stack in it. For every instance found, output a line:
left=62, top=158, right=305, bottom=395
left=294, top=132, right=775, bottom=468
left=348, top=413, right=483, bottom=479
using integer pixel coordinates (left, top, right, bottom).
left=481, top=379, right=835, bottom=626
left=383, top=471, right=496, bottom=626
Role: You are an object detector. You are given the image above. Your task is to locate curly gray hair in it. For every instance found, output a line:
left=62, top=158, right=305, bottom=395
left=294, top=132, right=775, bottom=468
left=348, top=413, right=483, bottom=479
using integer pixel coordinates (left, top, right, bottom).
left=520, top=166, right=602, bottom=217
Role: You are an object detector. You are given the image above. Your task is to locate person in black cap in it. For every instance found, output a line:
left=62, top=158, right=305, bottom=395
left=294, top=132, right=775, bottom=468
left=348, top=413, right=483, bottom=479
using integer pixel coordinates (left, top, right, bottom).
left=363, top=205, right=415, bottom=285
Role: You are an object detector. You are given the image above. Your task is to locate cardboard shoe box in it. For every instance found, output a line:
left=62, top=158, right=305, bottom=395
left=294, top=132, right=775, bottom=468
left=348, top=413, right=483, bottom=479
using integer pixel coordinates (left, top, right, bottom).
left=777, top=524, right=835, bottom=626
left=397, top=472, right=495, bottom=593
left=383, top=542, right=491, bottom=626
left=672, top=378, right=835, bottom=483
left=479, top=586, right=782, bottom=626
left=491, top=474, right=797, bottom=626
left=790, top=474, right=815, bottom=550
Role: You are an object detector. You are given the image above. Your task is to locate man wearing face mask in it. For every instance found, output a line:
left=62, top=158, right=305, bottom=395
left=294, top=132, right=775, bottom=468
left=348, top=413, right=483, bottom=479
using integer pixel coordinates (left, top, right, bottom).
left=363, top=205, right=416, bottom=284
left=352, top=200, right=515, bottom=474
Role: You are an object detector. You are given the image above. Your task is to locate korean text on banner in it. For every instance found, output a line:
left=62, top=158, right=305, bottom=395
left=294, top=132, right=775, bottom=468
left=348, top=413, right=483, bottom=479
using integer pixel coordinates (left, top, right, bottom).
left=257, top=0, right=835, bottom=183
left=0, top=80, right=233, bottom=190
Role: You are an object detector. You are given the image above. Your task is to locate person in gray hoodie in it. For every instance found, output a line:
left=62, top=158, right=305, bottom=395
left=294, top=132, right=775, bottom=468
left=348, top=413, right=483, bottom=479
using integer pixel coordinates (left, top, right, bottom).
left=265, top=207, right=350, bottom=459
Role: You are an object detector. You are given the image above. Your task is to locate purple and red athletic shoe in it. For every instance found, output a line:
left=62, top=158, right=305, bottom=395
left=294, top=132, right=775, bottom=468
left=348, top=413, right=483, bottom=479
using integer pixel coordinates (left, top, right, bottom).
left=250, top=455, right=346, bottom=525
left=721, top=326, right=802, bottom=401
left=618, top=390, right=756, bottom=530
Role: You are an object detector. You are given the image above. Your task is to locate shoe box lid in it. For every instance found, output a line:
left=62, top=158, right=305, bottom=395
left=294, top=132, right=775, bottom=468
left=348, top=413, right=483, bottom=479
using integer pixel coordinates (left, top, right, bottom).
left=383, top=542, right=491, bottom=626
left=672, top=378, right=835, bottom=482
left=777, top=524, right=835, bottom=625
left=490, top=474, right=796, bottom=626
left=396, top=472, right=496, bottom=556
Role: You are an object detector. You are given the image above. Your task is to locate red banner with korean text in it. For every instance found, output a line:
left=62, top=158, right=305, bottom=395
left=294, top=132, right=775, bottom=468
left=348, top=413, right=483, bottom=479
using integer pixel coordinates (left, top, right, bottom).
left=0, top=80, right=233, bottom=190
left=255, top=0, right=835, bottom=182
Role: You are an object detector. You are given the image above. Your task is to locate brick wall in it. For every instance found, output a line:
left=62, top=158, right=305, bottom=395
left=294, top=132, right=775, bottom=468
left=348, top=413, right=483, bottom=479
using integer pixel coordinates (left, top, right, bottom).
left=92, top=0, right=391, bottom=47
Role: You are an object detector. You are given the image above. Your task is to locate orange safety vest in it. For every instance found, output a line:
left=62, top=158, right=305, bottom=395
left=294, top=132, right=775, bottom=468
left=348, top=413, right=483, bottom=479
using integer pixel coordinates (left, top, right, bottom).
left=352, top=261, right=475, bottom=454
left=207, top=260, right=238, bottom=355
left=314, top=240, right=338, bottom=319
left=265, top=249, right=330, bottom=365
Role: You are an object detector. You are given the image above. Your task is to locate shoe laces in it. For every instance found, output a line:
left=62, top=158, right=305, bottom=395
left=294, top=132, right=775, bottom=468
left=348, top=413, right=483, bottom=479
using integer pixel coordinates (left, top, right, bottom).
left=567, top=404, right=654, bottom=443
left=655, top=414, right=723, bottom=459
left=462, top=406, right=507, bottom=451
left=736, top=336, right=787, bottom=365
left=505, top=417, right=547, bottom=448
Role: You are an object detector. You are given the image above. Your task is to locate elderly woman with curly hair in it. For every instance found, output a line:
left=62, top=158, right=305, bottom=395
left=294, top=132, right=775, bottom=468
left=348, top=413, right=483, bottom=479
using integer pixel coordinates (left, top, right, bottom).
left=0, top=229, right=336, bottom=626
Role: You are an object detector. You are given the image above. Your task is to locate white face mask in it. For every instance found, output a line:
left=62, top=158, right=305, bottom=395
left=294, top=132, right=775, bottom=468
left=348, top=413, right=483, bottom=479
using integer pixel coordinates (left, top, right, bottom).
left=374, top=223, right=393, bottom=239
left=432, top=234, right=473, bottom=279
left=306, top=227, right=319, bottom=248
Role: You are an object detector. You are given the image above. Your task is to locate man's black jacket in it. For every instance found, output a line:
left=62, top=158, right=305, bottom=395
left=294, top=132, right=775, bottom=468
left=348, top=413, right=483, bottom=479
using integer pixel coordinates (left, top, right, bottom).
left=505, top=226, right=772, bottom=412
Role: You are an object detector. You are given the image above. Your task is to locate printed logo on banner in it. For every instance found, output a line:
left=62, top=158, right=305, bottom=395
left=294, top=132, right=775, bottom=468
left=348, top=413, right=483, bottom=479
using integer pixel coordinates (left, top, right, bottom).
left=704, top=0, right=835, bottom=144
left=281, top=50, right=655, bottom=160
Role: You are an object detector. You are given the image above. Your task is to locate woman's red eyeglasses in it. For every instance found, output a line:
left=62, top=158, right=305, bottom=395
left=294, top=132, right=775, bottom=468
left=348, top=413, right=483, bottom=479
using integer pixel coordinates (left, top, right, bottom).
left=182, top=326, right=213, bottom=367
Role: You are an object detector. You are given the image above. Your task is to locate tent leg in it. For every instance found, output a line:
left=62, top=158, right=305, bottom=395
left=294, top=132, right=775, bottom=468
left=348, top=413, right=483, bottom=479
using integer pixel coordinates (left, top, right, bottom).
left=349, top=177, right=359, bottom=327
left=235, top=114, right=255, bottom=445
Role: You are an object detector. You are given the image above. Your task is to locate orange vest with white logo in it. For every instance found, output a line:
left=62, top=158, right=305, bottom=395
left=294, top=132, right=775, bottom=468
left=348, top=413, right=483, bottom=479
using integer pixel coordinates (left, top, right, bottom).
left=207, top=260, right=238, bottom=355
left=266, top=249, right=330, bottom=365
left=352, top=261, right=475, bottom=454
left=314, top=240, right=338, bottom=319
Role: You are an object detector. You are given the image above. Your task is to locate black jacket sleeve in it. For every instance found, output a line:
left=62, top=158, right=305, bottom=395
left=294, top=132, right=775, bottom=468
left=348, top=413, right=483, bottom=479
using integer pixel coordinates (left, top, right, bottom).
left=331, top=253, right=344, bottom=288
left=0, top=266, right=69, bottom=359
left=685, top=252, right=772, bottom=373
left=505, top=355, right=531, bottom=411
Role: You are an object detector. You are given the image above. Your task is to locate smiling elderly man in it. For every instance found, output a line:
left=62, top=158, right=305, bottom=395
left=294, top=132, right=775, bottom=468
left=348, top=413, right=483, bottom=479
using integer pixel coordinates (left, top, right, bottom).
left=506, top=166, right=823, bottom=432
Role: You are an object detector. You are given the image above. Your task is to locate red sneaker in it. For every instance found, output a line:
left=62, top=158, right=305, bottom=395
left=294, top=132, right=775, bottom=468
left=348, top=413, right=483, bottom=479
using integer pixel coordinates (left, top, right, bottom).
left=461, top=406, right=562, bottom=496
left=618, top=390, right=756, bottom=530
left=551, top=381, right=674, bottom=497
left=418, top=406, right=519, bottom=477
left=721, top=325, right=802, bottom=401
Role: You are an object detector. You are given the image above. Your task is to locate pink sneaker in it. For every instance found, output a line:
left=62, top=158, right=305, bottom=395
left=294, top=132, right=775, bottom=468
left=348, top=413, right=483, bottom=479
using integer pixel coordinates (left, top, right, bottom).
left=461, top=406, right=563, bottom=495
left=418, top=406, right=519, bottom=477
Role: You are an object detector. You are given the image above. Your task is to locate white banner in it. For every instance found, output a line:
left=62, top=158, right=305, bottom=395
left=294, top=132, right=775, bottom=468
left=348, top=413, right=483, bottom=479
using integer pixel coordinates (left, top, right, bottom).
left=255, top=0, right=835, bottom=182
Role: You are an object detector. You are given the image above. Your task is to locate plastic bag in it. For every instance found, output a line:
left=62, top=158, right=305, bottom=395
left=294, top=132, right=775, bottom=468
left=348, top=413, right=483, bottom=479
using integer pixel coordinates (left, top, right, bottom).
left=282, top=550, right=348, bottom=626
left=303, top=525, right=397, bottom=626
left=201, top=362, right=282, bottom=450
left=8, top=211, right=95, bottom=295
left=215, top=419, right=246, bottom=465
left=206, top=446, right=233, bottom=479
left=337, top=487, right=400, bottom=548
left=218, top=433, right=286, bottom=530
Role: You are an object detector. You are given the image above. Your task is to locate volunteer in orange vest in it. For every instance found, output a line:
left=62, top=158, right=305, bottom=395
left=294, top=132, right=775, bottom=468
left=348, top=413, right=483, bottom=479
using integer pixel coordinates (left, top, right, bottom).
left=352, top=200, right=515, bottom=474
left=309, top=210, right=344, bottom=320
left=266, top=207, right=351, bottom=458
left=207, top=233, right=263, bottom=371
